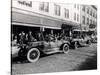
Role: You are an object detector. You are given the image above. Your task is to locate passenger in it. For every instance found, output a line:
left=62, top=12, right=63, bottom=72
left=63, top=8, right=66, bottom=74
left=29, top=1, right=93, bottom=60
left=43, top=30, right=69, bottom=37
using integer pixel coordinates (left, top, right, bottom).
left=49, top=34, right=54, bottom=41
left=11, top=35, right=18, bottom=46
left=19, top=31, right=26, bottom=44
left=45, top=34, right=49, bottom=42
left=28, top=31, right=37, bottom=42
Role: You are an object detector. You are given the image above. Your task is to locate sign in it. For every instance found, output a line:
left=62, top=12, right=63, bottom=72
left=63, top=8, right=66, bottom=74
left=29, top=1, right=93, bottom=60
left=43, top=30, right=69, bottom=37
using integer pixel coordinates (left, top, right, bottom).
left=18, top=0, right=32, bottom=7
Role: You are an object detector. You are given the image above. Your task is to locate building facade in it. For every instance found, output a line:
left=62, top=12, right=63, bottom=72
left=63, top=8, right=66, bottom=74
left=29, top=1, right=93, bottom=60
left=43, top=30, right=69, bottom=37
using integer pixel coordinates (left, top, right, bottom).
left=80, top=5, right=97, bottom=32
left=11, top=0, right=97, bottom=35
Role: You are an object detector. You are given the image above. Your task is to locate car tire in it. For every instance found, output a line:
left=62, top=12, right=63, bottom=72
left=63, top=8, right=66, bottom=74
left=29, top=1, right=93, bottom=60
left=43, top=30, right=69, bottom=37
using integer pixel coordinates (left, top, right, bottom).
left=63, top=44, right=69, bottom=54
left=27, top=48, right=40, bottom=63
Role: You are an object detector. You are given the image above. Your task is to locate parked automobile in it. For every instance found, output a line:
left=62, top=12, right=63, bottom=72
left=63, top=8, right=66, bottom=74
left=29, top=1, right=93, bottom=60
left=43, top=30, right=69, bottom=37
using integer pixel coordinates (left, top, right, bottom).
left=69, top=29, right=91, bottom=49
left=11, top=32, right=70, bottom=63
left=90, top=35, right=97, bottom=43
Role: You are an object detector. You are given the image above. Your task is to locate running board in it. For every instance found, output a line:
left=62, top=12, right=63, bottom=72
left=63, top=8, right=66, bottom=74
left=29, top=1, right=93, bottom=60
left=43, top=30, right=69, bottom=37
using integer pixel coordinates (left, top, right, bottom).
left=44, top=48, right=63, bottom=54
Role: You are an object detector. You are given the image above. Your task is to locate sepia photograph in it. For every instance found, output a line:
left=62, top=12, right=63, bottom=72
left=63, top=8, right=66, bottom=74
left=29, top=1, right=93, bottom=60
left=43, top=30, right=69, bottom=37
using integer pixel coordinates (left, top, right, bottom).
left=11, top=0, right=97, bottom=75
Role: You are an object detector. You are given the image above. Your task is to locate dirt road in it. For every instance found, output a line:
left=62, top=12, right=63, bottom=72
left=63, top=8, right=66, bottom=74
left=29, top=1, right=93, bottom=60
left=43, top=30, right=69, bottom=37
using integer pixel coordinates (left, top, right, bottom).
left=12, top=43, right=97, bottom=74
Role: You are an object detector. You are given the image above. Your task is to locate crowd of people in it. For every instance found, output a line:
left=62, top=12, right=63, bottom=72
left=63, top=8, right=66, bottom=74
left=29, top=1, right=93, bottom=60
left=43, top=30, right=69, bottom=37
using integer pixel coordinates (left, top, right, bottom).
left=11, top=30, right=72, bottom=46
left=11, top=30, right=96, bottom=46
left=11, top=31, right=37, bottom=46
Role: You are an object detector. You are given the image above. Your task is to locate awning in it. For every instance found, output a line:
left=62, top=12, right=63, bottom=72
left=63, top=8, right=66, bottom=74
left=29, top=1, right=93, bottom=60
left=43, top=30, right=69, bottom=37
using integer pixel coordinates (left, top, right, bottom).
left=12, top=11, right=61, bottom=30
left=61, top=20, right=80, bottom=29
left=12, top=22, right=61, bottom=29
left=72, top=29, right=89, bottom=32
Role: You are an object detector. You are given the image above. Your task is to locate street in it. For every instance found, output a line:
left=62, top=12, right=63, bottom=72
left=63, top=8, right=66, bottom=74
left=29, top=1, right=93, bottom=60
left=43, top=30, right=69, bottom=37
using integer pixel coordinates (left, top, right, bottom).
left=12, top=43, right=97, bottom=74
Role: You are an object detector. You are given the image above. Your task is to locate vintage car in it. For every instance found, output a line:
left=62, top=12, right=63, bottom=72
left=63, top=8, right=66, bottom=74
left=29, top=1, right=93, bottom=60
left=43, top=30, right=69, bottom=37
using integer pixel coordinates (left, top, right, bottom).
left=90, top=35, right=97, bottom=43
left=70, top=29, right=91, bottom=49
left=11, top=32, right=70, bottom=63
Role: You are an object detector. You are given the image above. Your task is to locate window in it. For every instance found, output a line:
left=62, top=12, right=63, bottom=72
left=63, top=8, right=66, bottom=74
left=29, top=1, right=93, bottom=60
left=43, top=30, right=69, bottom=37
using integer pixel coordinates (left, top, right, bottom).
left=74, top=13, right=76, bottom=21
left=74, top=4, right=79, bottom=10
left=90, top=10, right=92, bottom=16
left=64, top=8, right=69, bottom=18
left=87, top=8, right=89, bottom=14
left=77, top=4, right=79, bottom=10
left=77, top=14, right=79, bottom=22
left=82, top=5, right=85, bottom=11
left=54, top=4, right=61, bottom=16
left=93, top=13, right=95, bottom=17
left=95, top=13, right=97, bottom=18
left=84, top=27, right=86, bottom=30
left=39, top=2, right=49, bottom=12
left=93, top=21, right=95, bottom=25
left=90, top=19, right=92, bottom=24
left=87, top=18, right=89, bottom=25
left=74, top=4, right=76, bottom=8
left=82, top=16, right=85, bottom=24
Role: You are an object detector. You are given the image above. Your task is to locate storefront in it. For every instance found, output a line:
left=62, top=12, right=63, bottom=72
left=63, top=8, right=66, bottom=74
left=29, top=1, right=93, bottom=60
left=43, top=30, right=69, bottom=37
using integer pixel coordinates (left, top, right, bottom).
left=11, top=10, right=62, bottom=35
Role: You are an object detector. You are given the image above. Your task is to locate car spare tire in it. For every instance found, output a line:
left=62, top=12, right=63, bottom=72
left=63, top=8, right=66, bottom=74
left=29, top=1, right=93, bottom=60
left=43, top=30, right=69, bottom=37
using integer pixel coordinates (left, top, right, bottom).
left=27, top=48, right=40, bottom=63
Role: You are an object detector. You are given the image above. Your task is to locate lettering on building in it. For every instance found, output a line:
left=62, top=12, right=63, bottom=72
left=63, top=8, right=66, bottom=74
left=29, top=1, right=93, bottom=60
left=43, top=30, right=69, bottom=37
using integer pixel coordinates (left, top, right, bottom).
left=18, top=0, right=32, bottom=7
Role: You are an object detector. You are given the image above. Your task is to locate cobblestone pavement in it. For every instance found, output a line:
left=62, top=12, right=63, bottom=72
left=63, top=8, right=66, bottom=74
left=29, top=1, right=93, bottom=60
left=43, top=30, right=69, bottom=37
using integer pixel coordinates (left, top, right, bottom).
left=11, top=43, right=97, bottom=75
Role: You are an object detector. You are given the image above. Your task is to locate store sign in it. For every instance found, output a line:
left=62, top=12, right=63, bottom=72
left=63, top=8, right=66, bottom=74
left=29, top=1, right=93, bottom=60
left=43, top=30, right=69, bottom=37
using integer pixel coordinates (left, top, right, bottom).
left=18, top=0, right=32, bottom=7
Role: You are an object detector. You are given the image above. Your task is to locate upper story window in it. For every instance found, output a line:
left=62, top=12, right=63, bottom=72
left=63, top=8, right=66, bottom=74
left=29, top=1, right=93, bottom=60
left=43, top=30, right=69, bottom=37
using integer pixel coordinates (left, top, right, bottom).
left=39, top=2, right=49, bottom=12
left=64, top=8, right=69, bottom=18
left=74, top=4, right=76, bottom=8
left=90, top=10, right=92, bottom=16
left=87, top=18, right=89, bottom=25
left=87, top=8, right=89, bottom=14
left=77, top=14, right=79, bottom=22
left=95, top=13, right=97, bottom=19
left=93, top=12, right=95, bottom=17
left=74, top=4, right=79, bottom=10
left=82, top=16, right=85, bottom=24
left=82, top=5, right=85, bottom=12
left=90, top=19, right=92, bottom=24
left=74, top=13, right=76, bottom=21
left=77, top=4, right=79, bottom=10
left=93, top=21, right=95, bottom=25
left=54, top=4, right=61, bottom=16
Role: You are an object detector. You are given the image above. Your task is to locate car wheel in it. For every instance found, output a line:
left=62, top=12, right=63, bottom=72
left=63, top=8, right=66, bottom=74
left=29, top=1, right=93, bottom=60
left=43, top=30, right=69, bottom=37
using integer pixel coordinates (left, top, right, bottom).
left=74, top=42, right=78, bottom=49
left=63, top=44, right=69, bottom=54
left=27, top=48, right=40, bottom=63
